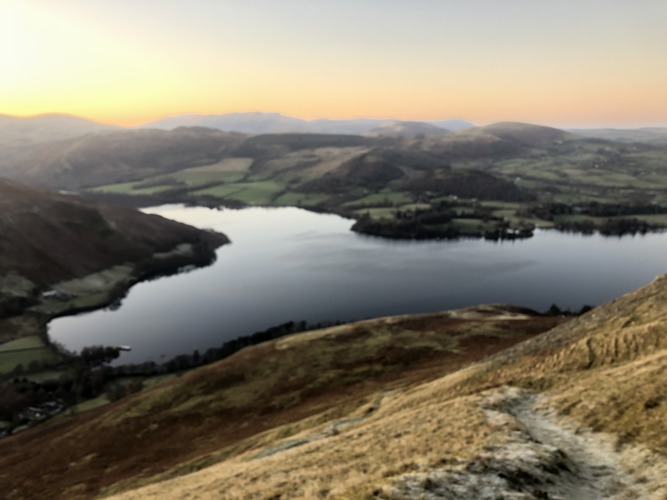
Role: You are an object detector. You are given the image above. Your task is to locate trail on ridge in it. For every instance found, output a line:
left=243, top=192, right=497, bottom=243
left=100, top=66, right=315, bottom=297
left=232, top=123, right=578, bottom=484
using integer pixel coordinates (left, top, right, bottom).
left=384, top=387, right=657, bottom=499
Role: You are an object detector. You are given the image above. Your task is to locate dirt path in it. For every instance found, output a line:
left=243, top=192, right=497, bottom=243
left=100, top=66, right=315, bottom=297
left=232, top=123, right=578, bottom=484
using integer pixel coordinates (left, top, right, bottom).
left=508, top=390, right=647, bottom=499
left=386, top=387, right=659, bottom=499
left=252, top=385, right=662, bottom=498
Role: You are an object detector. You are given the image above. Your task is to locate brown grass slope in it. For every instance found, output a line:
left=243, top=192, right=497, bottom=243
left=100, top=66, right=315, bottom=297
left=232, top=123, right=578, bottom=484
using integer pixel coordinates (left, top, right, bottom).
left=0, top=177, right=226, bottom=288
left=0, top=305, right=564, bottom=499
left=104, top=274, right=667, bottom=499
left=483, top=273, right=667, bottom=451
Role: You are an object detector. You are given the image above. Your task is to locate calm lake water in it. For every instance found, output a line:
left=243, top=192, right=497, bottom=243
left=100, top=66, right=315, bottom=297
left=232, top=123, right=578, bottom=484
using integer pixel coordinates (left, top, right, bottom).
left=49, top=205, right=667, bottom=364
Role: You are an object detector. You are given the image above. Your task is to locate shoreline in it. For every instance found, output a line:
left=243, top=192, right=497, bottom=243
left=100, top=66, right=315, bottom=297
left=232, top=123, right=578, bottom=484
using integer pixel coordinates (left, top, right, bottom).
left=0, top=235, right=227, bottom=363
left=86, top=192, right=667, bottom=241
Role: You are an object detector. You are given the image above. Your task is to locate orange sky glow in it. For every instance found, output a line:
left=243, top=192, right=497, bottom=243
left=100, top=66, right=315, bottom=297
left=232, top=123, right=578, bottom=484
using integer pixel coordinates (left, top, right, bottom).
left=1, top=0, right=666, bottom=128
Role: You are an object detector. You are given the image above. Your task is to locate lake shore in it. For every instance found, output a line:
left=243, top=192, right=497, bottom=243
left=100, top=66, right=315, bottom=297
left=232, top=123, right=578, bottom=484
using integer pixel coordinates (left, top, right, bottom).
left=0, top=235, right=227, bottom=371
left=50, top=206, right=667, bottom=367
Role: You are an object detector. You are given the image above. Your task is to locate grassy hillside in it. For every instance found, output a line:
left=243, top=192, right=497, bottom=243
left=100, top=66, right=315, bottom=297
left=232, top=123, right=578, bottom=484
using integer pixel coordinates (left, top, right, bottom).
left=87, top=124, right=667, bottom=239
left=3, top=274, right=667, bottom=498
left=0, top=177, right=226, bottom=289
left=0, top=177, right=228, bottom=384
left=0, top=305, right=565, bottom=499
left=2, top=122, right=667, bottom=239
left=0, top=127, right=244, bottom=190
left=91, top=274, right=667, bottom=500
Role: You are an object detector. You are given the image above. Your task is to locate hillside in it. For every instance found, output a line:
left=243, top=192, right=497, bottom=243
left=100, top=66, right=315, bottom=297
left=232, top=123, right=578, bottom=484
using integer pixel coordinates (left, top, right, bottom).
left=2, top=121, right=666, bottom=240
left=0, top=177, right=227, bottom=317
left=407, top=121, right=571, bottom=159
left=481, top=121, right=571, bottom=148
left=0, top=305, right=565, bottom=499
left=99, top=275, right=667, bottom=499
left=0, top=127, right=244, bottom=190
left=2, top=274, right=667, bottom=498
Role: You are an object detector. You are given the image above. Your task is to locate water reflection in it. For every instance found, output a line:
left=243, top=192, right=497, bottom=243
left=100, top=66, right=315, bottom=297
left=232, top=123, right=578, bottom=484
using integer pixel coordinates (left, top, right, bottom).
left=49, top=205, right=667, bottom=364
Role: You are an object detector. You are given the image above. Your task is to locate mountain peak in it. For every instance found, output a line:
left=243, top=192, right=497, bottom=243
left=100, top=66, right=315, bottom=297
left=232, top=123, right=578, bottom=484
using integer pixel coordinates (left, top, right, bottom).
left=142, top=112, right=474, bottom=135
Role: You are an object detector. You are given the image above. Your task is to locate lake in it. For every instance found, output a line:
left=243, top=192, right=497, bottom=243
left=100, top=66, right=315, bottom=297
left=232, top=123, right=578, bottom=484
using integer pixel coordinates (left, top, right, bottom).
left=49, top=205, right=667, bottom=364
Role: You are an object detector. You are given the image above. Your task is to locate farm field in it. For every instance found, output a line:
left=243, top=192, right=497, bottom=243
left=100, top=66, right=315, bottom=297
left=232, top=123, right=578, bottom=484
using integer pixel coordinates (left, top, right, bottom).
left=82, top=124, right=667, bottom=239
left=0, top=335, right=67, bottom=374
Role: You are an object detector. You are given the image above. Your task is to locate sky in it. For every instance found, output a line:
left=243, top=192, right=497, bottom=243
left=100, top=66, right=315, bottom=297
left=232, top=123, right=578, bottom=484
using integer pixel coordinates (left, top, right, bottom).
left=1, top=0, right=666, bottom=127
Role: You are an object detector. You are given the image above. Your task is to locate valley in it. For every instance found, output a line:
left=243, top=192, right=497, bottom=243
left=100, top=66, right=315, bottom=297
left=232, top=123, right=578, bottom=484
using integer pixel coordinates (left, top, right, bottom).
left=0, top=178, right=228, bottom=436
left=47, top=205, right=667, bottom=366
left=3, top=1, right=666, bottom=497
left=3, top=275, right=667, bottom=499
left=2, top=116, right=667, bottom=241
left=83, top=123, right=667, bottom=240
left=1, top=114, right=667, bottom=498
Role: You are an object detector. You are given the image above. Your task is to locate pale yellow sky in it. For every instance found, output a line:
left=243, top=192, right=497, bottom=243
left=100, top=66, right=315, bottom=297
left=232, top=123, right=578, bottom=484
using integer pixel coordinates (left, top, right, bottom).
left=1, top=0, right=665, bottom=127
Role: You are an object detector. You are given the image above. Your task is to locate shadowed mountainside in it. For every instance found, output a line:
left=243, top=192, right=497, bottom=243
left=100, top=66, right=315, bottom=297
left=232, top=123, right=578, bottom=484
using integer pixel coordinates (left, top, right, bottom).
left=2, top=120, right=667, bottom=241
left=0, top=127, right=244, bottom=190
left=0, top=177, right=227, bottom=309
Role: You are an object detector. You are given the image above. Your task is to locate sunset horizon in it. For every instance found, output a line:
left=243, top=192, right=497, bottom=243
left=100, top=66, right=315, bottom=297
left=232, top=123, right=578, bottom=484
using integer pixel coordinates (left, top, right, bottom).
left=1, top=1, right=665, bottom=129
left=3, top=109, right=666, bottom=131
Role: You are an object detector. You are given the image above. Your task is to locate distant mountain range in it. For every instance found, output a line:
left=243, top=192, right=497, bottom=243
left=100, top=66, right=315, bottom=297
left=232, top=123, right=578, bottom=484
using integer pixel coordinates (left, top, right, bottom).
left=0, top=176, right=226, bottom=301
left=140, top=112, right=475, bottom=136
left=0, top=113, right=117, bottom=148
left=0, top=127, right=243, bottom=190
left=567, top=127, right=667, bottom=146
left=2, top=112, right=666, bottom=145
left=0, top=121, right=567, bottom=191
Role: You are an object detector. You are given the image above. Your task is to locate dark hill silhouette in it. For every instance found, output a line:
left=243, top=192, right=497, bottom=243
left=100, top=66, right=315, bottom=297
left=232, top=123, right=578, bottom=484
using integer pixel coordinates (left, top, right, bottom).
left=0, top=177, right=226, bottom=288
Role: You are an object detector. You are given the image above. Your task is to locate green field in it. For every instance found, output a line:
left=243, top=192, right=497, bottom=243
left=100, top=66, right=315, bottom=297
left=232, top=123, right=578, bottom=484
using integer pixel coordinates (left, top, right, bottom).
left=273, top=192, right=330, bottom=206
left=353, top=202, right=432, bottom=221
left=185, top=158, right=254, bottom=173
left=152, top=162, right=251, bottom=187
left=81, top=132, right=667, bottom=238
left=193, top=180, right=285, bottom=204
left=354, top=207, right=397, bottom=220
left=622, top=214, right=667, bottom=226
left=0, top=341, right=66, bottom=374
left=0, top=335, right=45, bottom=351
left=91, top=158, right=255, bottom=194
left=450, top=218, right=486, bottom=231
left=91, top=181, right=173, bottom=195
left=343, top=191, right=413, bottom=207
